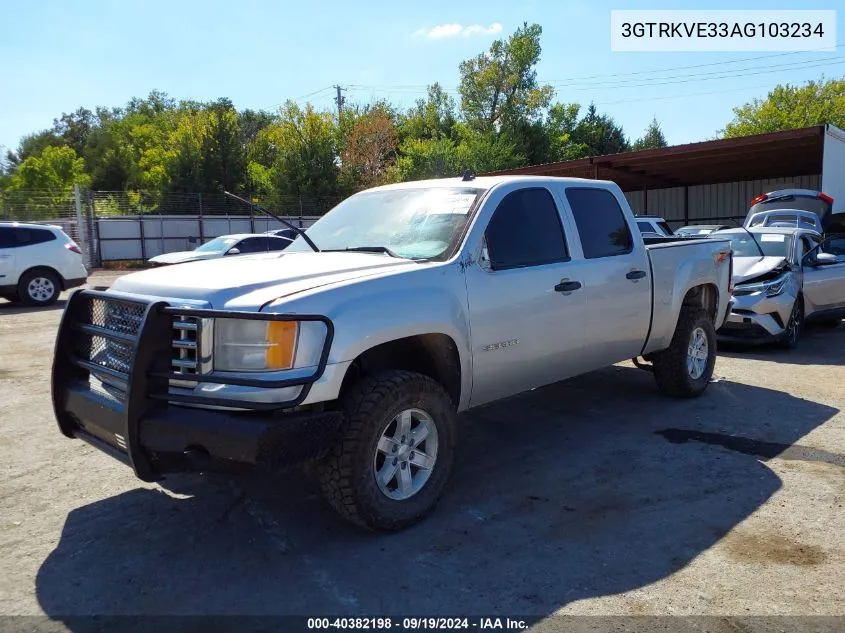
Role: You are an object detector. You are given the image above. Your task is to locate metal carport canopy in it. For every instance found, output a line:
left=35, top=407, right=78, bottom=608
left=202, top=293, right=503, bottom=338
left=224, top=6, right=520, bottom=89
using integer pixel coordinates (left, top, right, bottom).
left=485, top=125, right=825, bottom=192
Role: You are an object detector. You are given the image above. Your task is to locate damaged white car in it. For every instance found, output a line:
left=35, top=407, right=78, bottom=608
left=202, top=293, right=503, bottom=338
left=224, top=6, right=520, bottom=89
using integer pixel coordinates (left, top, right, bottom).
left=712, top=227, right=845, bottom=347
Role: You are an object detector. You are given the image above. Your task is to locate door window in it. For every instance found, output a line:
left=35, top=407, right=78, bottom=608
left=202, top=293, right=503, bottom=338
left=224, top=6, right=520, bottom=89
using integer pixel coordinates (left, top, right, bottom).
left=0, top=227, right=56, bottom=248
left=566, top=188, right=633, bottom=258
left=267, top=237, right=292, bottom=251
left=234, top=237, right=268, bottom=253
left=484, top=188, right=568, bottom=270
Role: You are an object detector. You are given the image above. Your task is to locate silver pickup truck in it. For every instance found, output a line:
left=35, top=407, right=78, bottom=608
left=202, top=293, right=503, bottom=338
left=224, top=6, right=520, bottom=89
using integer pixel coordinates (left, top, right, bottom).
left=52, top=175, right=733, bottom=531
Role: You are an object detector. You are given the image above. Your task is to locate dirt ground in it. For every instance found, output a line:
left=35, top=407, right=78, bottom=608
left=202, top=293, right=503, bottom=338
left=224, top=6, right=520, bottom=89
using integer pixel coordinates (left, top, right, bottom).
left=0, top=270, right=843, bottom=626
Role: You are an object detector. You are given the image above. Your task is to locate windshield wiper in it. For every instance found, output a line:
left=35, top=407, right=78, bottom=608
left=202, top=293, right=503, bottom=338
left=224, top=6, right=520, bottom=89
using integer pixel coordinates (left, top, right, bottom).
left=738, top=226, right=766, bottom=260
left=223, top=191, right=320, bottom=253
left=325, top=246, right=404, bottom=258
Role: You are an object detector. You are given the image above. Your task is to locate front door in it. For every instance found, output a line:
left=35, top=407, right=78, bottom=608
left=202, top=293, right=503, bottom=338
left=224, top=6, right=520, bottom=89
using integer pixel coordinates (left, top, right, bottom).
left=802, top=234, right=845, bottom=314
left=465, top=187, right=587, bottom=407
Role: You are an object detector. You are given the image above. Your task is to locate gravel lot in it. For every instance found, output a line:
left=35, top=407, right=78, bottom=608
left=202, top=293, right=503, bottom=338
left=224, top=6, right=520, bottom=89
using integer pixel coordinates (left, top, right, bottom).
left=0, top=270, right=843, bottom=626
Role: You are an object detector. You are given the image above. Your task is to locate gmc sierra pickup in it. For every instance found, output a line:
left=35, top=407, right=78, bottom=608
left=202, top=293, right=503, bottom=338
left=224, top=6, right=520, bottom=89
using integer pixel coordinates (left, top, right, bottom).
left=52, top=175, right=733, bottom=531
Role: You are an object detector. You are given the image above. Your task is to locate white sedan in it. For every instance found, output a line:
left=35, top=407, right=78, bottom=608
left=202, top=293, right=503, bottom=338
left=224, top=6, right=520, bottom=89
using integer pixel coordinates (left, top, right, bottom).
left=148, top=234, right=293, bottom=266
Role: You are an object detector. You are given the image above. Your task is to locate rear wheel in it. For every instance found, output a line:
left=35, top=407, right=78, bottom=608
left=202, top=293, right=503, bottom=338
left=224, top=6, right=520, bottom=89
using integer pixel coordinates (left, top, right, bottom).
left=18, top=269, right=61, bottom=306
left=652, top=307, right=717, bottom=398
left=318, top=370, right=457, bottom=531
left=778, top=297, right=803, bottom=349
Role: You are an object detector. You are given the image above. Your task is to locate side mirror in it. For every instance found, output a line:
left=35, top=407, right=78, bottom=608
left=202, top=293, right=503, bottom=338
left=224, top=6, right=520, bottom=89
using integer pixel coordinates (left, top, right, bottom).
left=812, top=252, right=838, bottom=266
left=226, top=247, right=241, bottom=256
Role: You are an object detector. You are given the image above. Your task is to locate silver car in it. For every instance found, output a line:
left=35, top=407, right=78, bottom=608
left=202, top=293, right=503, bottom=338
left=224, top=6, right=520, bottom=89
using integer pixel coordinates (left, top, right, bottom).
left=712, top=227, right=845, bottom=347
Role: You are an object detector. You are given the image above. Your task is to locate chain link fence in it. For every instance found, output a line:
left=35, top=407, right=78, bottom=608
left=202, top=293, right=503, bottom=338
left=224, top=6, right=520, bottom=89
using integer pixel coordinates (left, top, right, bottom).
left=0, top=188, right=344, bottom=266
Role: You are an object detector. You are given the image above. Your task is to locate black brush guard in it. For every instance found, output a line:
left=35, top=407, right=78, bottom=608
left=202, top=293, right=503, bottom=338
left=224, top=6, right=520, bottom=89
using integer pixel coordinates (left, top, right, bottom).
left=51, top=289, right=344, bottom=481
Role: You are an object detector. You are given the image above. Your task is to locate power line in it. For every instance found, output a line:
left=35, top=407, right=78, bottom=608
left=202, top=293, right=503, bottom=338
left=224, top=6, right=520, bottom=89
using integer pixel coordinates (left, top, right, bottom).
left=562, top=57, right=845, bottom=90
left=592, top=81, right=785, bottom=106
left=542, top=43, right=844, bottom=82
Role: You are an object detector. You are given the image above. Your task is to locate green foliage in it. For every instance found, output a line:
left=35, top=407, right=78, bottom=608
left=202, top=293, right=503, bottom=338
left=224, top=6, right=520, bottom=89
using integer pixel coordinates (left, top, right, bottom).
left=399, top=84, right=457, bottom=142
left=723, top=78, right=845, bottom=137
left=454, top=124, right=524, bottom=173
left=247, top=101, right=340, bottom=200
left=458, top=22, right=554, bottom=135
left=632, top=117, right=668, bottom=151
left=395, top=137, right=460, bottom=181
left=545, top=103, right=591, bottom=161
left=7, top=145, right=90, bottom=194
left=571, top=104, right=631, bottom=156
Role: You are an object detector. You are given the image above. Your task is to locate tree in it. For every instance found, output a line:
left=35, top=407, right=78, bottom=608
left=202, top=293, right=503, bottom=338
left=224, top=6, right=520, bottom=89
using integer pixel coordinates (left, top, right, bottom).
left=340, top=102, right=399, bottom=189
left=199, top=98, right=245, bottom=193
left=723, top=78, right=845, bottom=137
left=52, top=107, right=96, bottom=157
left=458, top=22, right=554, bottom=136
left=400, top=84, right=458, bottom=142
left=454, top=124, right=524, bottom=173
left=5, top=146, right=91, bottom=212
left=247, top=101, right=340, bottom=201
left=545, top=103, right=591, bottom=161
left=238, top=109, right=277, bottom=150
left=571, top=104, right=630, bottom=156
left=394, top=137, right=460, bottom=181
left=632, top=117, right=668, bottom=151
left=5, top=130, right=62, bottom=170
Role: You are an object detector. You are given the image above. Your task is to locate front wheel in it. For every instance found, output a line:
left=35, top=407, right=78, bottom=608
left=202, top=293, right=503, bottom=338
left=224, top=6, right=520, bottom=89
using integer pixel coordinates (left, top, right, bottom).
left=318, top=370, right=457, bottom=531
left=778, top=297, right=803, bottom=349
left=652, top=307, right=717, bottom=398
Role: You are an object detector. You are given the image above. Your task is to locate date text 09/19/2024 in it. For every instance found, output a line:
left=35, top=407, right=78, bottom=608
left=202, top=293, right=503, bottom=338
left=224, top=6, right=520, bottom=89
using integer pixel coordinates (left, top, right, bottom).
left=306, top=617, right=529, bottom=630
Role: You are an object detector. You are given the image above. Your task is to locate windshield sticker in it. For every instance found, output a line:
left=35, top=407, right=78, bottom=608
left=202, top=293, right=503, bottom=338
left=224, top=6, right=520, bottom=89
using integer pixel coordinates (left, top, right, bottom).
left=427, top=193, right=477, bottom=214
left=760, top=234, right=786, bottom=242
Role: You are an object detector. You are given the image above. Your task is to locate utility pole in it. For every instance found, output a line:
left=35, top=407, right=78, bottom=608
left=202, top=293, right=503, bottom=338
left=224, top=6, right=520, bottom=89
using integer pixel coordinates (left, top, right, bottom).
left=333, top=84, right=346, bottom=118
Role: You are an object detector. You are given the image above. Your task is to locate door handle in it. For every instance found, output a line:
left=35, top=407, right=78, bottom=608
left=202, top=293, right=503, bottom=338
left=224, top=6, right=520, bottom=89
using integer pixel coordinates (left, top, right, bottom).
left=626, top=270, right=647, bottom=280
left=554, top=280, right=582, bottom=293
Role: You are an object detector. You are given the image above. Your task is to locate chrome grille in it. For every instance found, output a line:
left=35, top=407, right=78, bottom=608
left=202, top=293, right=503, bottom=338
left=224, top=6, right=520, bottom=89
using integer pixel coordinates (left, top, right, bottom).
left=172, top=316, right=201, bottom=380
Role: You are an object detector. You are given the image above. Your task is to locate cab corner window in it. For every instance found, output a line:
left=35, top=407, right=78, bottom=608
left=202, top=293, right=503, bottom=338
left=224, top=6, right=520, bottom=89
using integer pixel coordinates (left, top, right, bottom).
left=485, top=188, right=568, bottom=271
left=566, top=188, right=633, bottom=259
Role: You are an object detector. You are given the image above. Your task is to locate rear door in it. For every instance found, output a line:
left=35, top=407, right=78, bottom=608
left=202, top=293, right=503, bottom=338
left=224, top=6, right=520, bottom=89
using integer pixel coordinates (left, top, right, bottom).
left=564, top=187, right=652, bottom=368
left=465, top=186, right=587, bottom=407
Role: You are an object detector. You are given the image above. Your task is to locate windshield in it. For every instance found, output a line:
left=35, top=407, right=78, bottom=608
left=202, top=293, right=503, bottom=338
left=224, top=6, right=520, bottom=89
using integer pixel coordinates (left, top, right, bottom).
left=286, top=187, right=485, bottom=260
left=194, top=236, right=239, bottom=253
left=712, top=232, right=792, bottom=258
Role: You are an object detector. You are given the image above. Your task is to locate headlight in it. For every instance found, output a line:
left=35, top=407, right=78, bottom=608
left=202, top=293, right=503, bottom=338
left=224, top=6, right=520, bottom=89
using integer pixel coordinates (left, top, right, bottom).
left=735, top=273, right=790, bottom=298
left=213, top=318, right=327, bottom=372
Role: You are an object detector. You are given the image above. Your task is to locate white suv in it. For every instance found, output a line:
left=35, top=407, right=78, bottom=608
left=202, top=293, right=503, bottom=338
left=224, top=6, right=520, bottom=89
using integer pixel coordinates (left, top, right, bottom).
left=0, top=223, right=88, bottom=306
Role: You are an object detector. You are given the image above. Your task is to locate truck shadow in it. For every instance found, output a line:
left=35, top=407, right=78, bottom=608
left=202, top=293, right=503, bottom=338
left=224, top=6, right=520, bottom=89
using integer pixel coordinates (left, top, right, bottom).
left=35, top=365, right=839, bottom=622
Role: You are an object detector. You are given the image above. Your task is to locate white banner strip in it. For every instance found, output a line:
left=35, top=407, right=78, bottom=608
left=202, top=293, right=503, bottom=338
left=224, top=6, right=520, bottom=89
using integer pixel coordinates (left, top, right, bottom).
left=610, top=10, right=837, bottom=52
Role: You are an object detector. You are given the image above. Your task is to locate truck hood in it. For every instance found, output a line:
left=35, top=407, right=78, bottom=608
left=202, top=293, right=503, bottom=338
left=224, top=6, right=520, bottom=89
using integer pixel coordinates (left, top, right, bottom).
left=732, top=256, right=789, bottom=284
left=148, top=250, right=221, bottom=264
left=112, top=251, right=422, bottom=309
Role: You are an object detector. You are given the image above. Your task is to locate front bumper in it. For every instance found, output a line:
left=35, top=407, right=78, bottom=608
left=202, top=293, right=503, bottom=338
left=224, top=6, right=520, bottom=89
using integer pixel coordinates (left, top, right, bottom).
left=717, top=289, right=795, bottom=344
left=52, top=289, right=342, bottom=481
